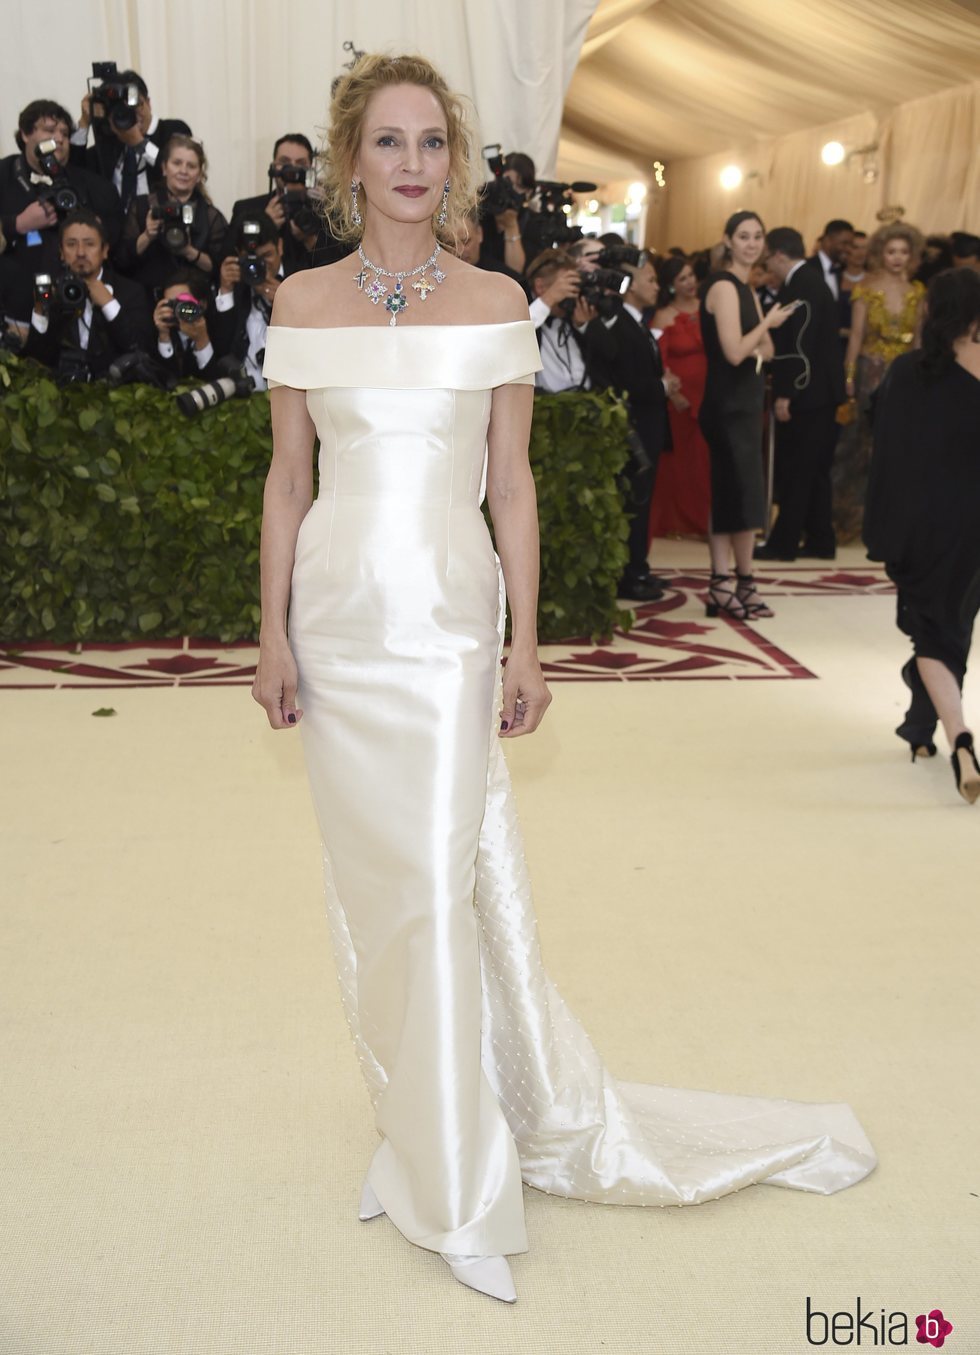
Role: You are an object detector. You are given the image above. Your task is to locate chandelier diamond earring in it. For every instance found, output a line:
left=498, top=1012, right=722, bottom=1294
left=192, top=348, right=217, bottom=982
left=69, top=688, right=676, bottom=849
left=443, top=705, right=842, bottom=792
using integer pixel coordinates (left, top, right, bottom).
left=350, top=178, right=362, bottom=228
left=437, top=179, right=450, bottom=228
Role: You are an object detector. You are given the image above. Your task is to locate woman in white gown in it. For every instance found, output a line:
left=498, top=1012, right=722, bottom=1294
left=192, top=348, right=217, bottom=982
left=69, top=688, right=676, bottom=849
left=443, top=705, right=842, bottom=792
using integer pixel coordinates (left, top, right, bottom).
left=251, top=54, right=876, bottom=1304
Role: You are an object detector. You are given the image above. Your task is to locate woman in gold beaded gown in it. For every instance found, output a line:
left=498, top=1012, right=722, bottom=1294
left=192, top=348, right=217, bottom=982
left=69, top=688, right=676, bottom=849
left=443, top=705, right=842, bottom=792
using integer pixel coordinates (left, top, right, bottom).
left=836, top=222, right=925, bottom=542
left=251, top=53, right=876, bottom=1305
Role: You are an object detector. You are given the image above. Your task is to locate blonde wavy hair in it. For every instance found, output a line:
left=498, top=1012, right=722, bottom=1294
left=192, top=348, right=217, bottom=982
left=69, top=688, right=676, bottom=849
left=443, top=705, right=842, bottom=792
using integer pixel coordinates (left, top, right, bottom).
left=315, top=53, right=479, bottom=248
left=865, top=221, right=924, bottom=277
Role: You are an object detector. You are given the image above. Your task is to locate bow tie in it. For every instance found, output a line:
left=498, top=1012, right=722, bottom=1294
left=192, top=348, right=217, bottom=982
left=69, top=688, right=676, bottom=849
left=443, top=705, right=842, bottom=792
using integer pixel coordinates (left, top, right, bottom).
left=30, top=172, right=54, bottom=186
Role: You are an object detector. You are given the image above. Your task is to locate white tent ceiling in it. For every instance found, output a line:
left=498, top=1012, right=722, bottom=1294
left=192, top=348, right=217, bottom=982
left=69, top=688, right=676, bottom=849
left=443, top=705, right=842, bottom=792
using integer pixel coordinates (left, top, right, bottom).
left=558, top=0, right=980, bottom=187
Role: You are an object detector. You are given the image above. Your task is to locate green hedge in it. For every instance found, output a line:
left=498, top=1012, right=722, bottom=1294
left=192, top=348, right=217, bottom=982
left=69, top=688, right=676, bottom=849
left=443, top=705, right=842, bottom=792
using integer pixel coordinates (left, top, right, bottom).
left=0, top=352, right=633, bottom=644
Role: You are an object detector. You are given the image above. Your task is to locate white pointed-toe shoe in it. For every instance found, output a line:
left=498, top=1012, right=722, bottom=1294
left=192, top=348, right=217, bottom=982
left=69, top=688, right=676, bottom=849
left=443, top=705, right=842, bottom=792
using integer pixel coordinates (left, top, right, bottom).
left=358, top=1179, right=385, bottom=1221
left=440, top=1253, right=518, bottom=1303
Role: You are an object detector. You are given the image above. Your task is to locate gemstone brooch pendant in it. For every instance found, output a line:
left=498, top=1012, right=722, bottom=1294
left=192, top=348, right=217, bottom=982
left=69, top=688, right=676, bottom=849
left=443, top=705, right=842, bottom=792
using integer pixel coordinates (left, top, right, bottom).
left=384, top=282, right=409, bottom=326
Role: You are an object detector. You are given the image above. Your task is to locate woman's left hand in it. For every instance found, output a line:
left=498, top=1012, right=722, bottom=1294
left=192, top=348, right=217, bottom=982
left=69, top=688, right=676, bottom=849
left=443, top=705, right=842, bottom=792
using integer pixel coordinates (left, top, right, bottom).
left=500, top=653, right=551, bottom=738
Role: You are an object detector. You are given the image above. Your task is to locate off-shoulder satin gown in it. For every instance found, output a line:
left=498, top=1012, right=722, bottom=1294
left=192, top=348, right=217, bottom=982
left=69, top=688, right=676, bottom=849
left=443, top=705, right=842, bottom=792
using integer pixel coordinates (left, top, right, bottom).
left=261, top=320, right=876, bottom=1259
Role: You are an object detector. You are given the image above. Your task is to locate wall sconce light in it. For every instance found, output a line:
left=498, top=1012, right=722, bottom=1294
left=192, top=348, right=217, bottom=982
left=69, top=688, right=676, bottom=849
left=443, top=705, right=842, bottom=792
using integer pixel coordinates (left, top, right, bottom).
left=820, top=140, right=879, bottom=183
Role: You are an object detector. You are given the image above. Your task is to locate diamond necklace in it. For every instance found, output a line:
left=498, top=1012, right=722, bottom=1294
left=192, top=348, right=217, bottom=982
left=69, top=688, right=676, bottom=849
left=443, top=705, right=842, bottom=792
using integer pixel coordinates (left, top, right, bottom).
left=353, top=242, right=447, bottom=326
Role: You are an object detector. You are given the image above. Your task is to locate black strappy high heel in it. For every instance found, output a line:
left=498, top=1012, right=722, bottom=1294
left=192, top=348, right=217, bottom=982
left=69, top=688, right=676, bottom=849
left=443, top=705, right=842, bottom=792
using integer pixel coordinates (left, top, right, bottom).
left=951, top=732, right=980, bottom=804
left=705, top=572, right=748, bottom=620
left=734, top=572, right=774, bottom=619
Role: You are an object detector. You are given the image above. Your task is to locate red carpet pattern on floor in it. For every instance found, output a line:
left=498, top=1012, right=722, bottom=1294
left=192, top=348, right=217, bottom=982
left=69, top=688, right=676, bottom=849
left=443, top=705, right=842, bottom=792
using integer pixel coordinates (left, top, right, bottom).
left=0, top=568, right=890, bottom=689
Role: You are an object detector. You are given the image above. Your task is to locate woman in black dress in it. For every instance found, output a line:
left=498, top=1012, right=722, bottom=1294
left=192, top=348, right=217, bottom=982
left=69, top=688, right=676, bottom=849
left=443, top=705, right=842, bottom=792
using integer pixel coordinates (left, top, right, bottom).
left=864, top=267, right=980, bottom=803
left=699, top=211, right=794, bottom=619
left=113, top=134, right=227, bottom=303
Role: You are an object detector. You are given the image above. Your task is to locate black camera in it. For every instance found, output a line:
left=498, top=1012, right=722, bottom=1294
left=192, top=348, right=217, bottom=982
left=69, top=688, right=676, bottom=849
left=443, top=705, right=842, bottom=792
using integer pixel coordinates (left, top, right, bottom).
left=269, top=164, right=321, bottom=237
left=176, top=356, right=254, bottom=417
left=281, top=191, right=319, bottom=237
left=238, top=220, right=267, bottom=287
left=479, top=144, right=526, bottom=219
left=88, top=61, right=141, bottom=132
left=531, top=180, right=596, bottom=250
left=150, top=199, right=196, bottom=252
left=34, top=140, right=79, bottom=215
left=34, top=269, right=87, bottom=315
left=270, top=163, right=315, bottom=188
left=579, top=266, right=631, bottom=319
left=108, top=350, right=175, bottom=391
left=596, top=244, right=642, bottom=270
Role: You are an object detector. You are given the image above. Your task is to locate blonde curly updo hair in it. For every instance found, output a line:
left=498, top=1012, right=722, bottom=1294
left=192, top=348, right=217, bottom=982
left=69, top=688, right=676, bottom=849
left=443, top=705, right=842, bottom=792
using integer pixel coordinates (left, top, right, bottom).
left=865, top=221, right=924, bottom=277
left=316, top=53, right=479, bottom=247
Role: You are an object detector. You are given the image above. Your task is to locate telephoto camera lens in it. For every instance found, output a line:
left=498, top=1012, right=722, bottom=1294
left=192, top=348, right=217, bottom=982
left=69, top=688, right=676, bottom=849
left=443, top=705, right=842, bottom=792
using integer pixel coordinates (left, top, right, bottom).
left=176, top=357, right=255, bottom=418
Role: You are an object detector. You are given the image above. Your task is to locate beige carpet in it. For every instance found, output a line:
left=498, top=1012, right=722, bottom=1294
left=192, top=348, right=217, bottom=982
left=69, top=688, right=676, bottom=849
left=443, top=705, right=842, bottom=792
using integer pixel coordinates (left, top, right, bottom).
left=2, top=543, right=978, bottom=1355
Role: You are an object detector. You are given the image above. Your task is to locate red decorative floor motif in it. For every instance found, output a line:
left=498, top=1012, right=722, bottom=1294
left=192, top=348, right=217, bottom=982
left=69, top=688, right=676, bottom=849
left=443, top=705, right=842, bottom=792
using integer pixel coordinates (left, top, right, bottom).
left=0, top=568, right=890, bottom=689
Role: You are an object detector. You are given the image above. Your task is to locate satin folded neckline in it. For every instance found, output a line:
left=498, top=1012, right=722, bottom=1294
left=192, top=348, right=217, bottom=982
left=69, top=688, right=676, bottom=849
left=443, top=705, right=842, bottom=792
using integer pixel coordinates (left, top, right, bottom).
left=261, top=319, right=542, bottom=391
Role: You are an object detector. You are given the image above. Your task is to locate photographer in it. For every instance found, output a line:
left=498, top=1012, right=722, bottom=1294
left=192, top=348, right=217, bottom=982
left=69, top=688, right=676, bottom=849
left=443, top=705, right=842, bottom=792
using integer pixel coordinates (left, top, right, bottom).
left=454, top=205, right=525, bottom=284
left=114, top=135, right=227, bottom=301
left=587, top=251, right=678, bottom=600
left=22, top=207, right=153, bottom=381
left=228, top=134, right=344, bottom=276
left=152, top=270, right=219, bottom=380
left=0, top=99, right=123, bottom=321
left=525, top=249, right=600, bottom=393
left=478, top=150, right=535, bottom=276
left=211, top=216, right=284, bottom=390
left=69, top=65, right=192, bottom=214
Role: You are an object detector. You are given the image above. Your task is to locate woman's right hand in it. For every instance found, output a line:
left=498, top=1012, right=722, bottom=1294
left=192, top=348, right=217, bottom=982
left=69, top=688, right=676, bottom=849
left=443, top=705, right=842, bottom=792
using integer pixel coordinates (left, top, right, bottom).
left=765, top=302, right=796, bottom=330
left=252, top=638, right=304, bottom=729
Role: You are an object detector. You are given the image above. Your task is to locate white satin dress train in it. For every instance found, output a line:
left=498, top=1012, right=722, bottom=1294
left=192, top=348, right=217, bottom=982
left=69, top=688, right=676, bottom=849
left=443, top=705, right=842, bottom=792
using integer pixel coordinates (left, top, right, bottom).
left=262, top=321, right=876, bottom=1259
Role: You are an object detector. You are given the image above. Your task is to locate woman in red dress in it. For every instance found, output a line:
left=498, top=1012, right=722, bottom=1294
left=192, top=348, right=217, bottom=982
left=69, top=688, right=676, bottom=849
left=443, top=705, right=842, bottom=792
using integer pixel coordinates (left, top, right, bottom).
left=647, top=257, right=711, bottom=541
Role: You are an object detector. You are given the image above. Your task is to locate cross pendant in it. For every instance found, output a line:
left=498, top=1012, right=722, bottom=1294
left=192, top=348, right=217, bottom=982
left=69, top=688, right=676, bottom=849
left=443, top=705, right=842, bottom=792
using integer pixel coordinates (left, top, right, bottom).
left=412, top=274, right=437, bottom=301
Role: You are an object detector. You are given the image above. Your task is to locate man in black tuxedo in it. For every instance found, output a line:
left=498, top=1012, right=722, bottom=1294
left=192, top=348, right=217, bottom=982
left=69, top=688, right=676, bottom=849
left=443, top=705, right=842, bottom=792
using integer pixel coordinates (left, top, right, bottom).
left=69, top=70, right=191, bottom=216
left=756, top=227, right=846, bottom=561
left=587, top=254, right=677, bottom=600
left=804, top=217, right=853, bottom=345
left=21, top=207, right=153, bottom=380
left=804, top=218, right=854, bottom=300
left=210, top=215, right=285, bottom=388
left=0, top=100, right=123, bottom=322
left=228, top=134, right=346, bottom=277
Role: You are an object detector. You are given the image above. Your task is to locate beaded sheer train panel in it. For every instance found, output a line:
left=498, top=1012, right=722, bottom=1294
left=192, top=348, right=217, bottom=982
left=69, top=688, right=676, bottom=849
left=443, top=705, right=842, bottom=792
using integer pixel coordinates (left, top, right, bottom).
left=472, top=614, right=876, bottom=1207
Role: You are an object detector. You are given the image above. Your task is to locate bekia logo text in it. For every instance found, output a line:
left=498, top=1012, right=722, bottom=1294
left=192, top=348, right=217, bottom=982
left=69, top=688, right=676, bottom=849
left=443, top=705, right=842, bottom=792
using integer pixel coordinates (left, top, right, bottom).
left=806, top=1297, right=954, bottom=1347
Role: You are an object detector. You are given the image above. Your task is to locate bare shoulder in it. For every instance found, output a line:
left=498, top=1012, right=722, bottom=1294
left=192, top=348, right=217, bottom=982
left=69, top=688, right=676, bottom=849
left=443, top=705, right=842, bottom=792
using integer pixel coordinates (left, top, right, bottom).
left=704, top=274, right=736, bottom=312
left=447, top=258, right=530, bottom=323
left=269, top=253, right=359, bottom=327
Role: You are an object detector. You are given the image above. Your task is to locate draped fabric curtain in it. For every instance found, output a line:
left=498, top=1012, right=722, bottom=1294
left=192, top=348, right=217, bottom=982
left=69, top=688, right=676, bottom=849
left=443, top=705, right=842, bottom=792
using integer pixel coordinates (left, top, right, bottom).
left=0, top=0, right=599, bottom=228
left=657, top=82, right=980, bottom=252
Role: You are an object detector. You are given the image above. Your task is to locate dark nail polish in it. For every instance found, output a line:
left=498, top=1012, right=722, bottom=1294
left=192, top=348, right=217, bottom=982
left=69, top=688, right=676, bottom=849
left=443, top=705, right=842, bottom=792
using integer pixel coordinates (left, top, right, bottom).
left=287, top=713, right=296, bottom=724
left=500, top=720, right=509, bottom=731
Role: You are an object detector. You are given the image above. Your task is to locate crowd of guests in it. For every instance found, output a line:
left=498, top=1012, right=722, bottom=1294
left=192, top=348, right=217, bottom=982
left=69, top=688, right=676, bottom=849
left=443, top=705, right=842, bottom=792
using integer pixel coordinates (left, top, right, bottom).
left=2, top=76, right=978, bottom=801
